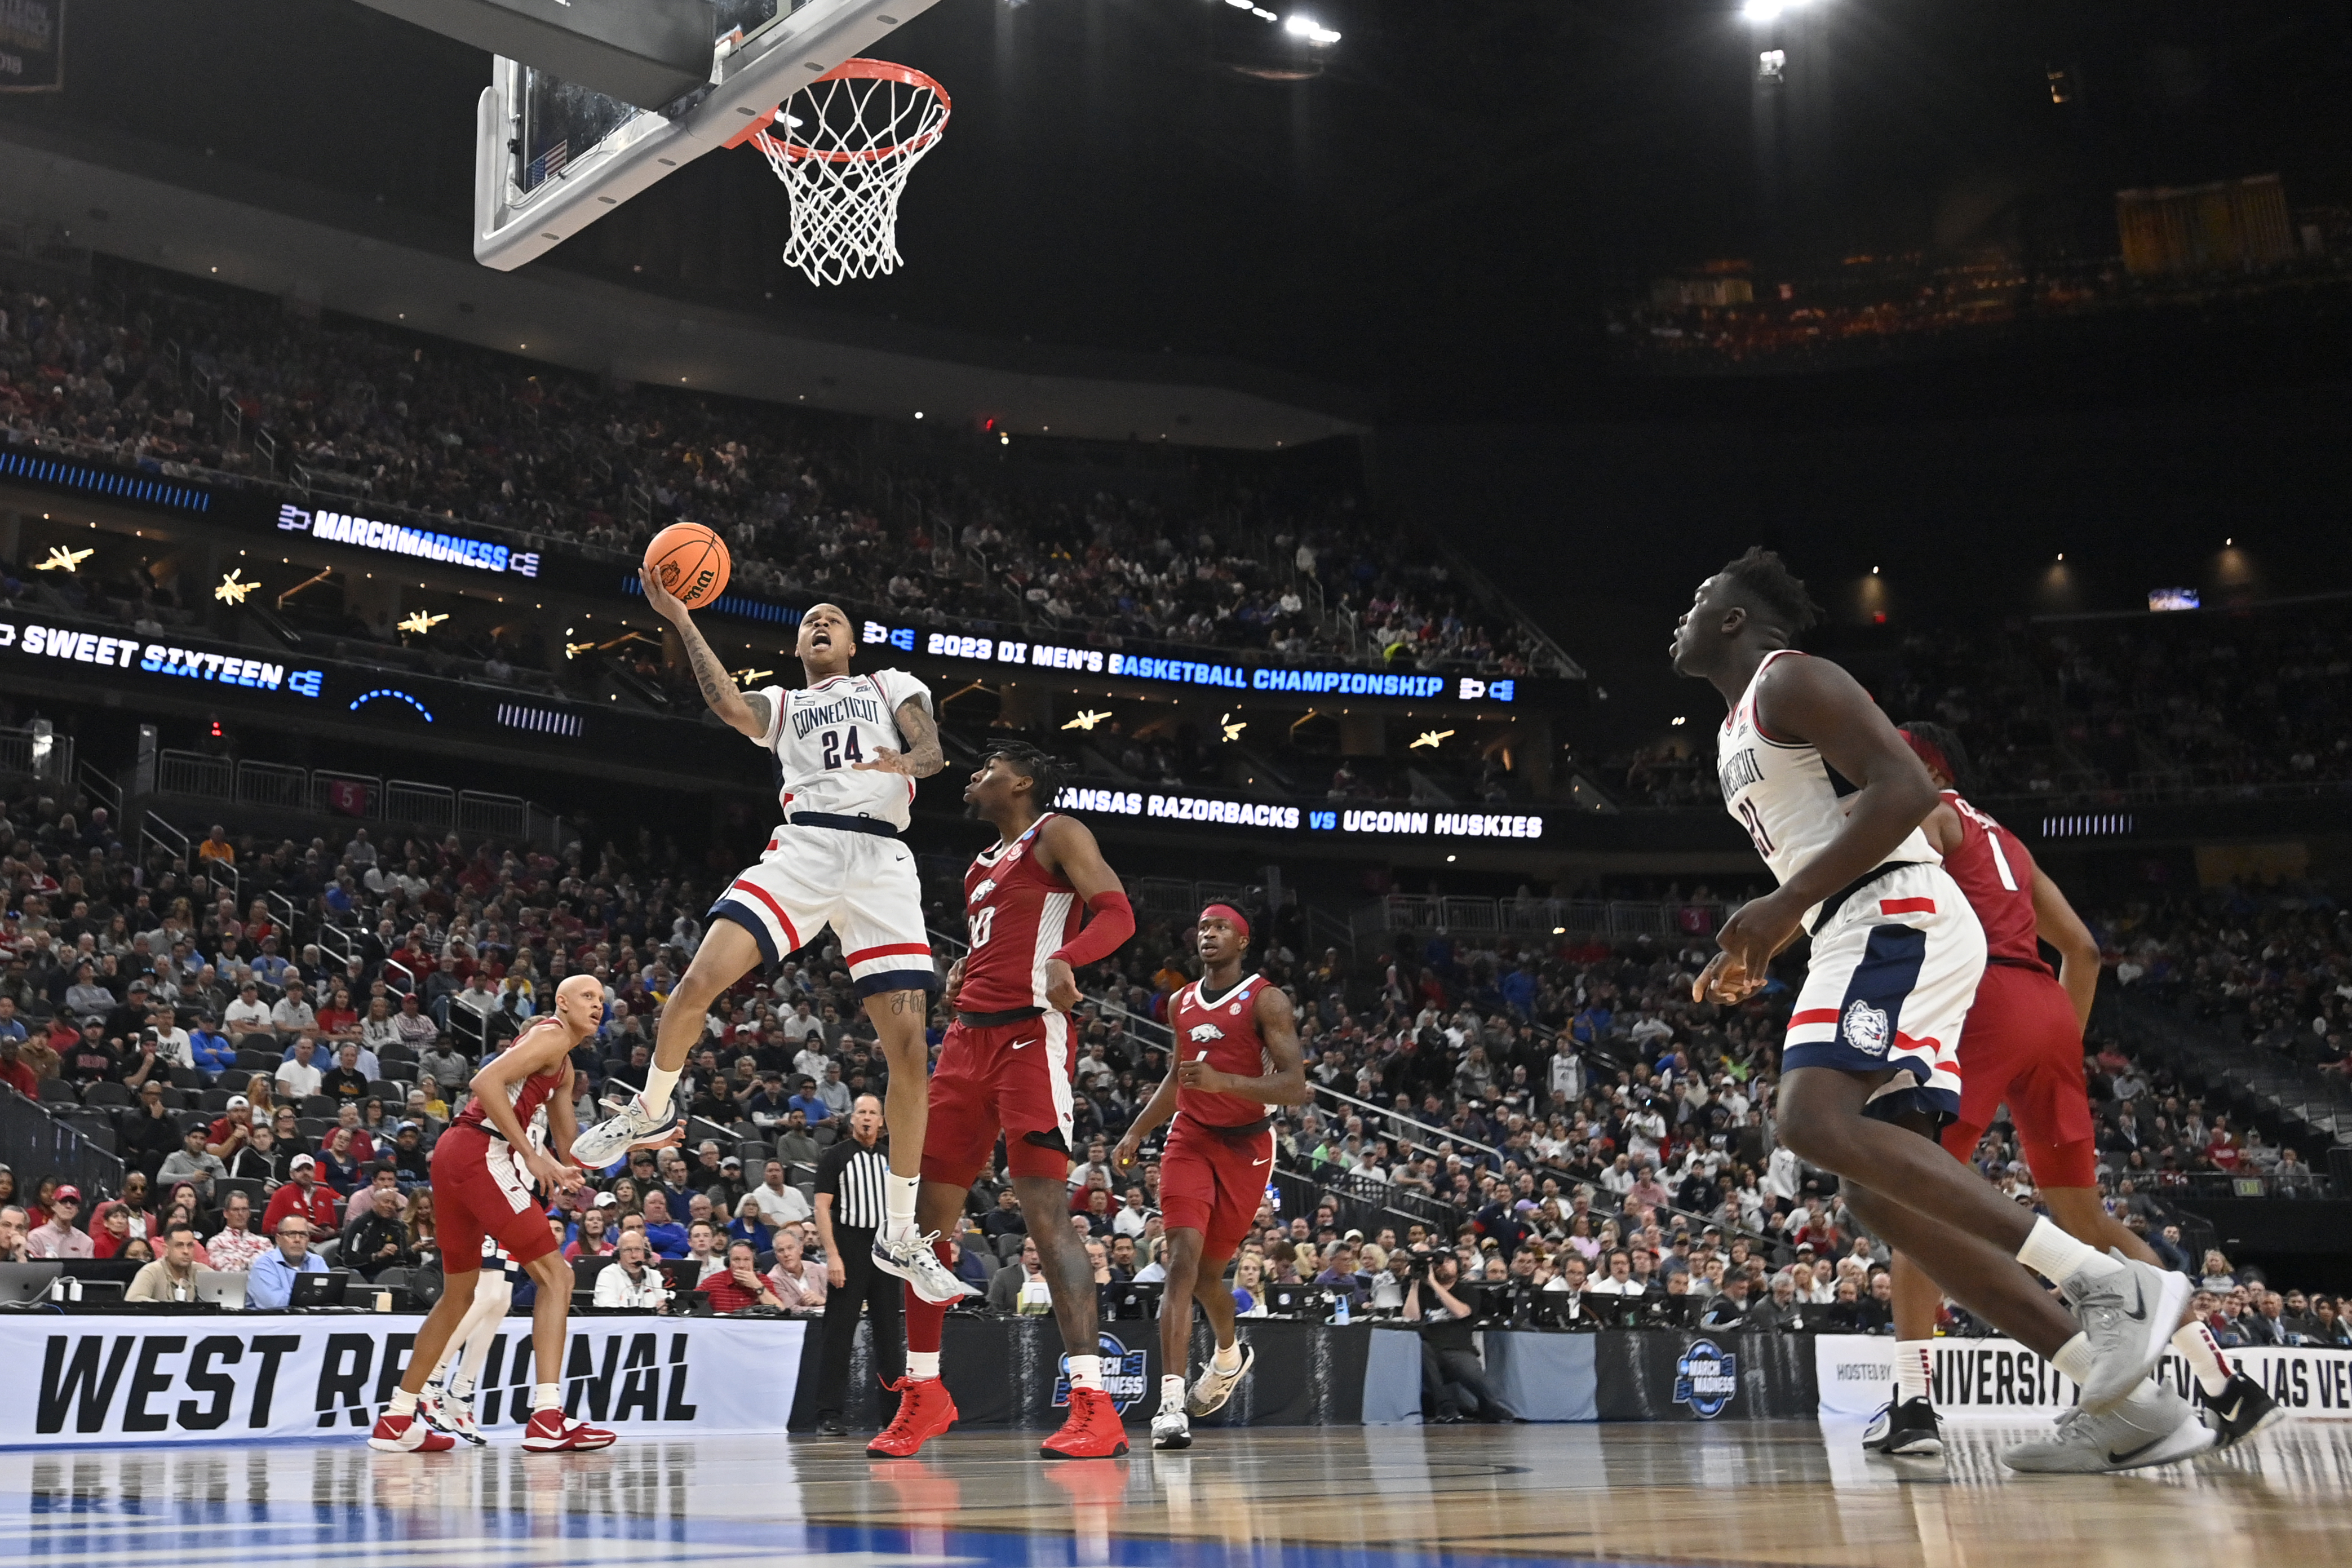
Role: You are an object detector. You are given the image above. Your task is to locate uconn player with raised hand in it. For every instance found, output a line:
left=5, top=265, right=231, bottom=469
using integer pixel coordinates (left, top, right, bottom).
left=572, top=580, right=968, bottom=1307
left=866, top=742, right=1138, bottom=1460
left=1674, top=548, right=2194, bottom=1470
left=1114, top=903, right=1308, bottom=1450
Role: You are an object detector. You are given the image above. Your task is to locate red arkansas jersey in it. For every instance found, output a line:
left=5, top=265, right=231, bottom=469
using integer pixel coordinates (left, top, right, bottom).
left=958, top=812, right=1082, bottom=1013
left=453, top=1023, right=570, bottom=1141
left=1170, top=973, right=1273, bottom=1128
left=1939, top=790, right=2048, bottom=973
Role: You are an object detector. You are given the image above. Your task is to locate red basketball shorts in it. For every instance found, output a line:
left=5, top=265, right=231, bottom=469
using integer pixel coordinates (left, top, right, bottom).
left=1941, top=960, right=2097, bottom=1187
left=922, top=1010, right=1076, bottom=1187
left=431, top=1124, right=560, bottom=1269
left=1159, top=1113, right=1275, bottom=1260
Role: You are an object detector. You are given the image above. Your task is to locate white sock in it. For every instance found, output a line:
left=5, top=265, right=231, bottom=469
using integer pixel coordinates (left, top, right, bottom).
left=907, top=1350, right=941, bottom=1380
left=1211, top=1340, right=1244, bottom=1374
left=2015, top=1217, right=2121, bottom=1285
left=447, top=1371, right=475, bottom=1400
left=1161, top=1374, right=1186, bottom=1411
left=533, top=1382, right=561, bottom=1414
left=2050, top=1333, right=2096, bottom=1386
left=884, top=1172, right=918, bottom=1237
left=639, top=1064, right=680, bottom=1115
left=2172, top=1321, right=2234, bottom=1397
left=1066, top=1353, right=1104, bottom=1393
left=388, top=1387, right=418, bottom=1417
left=1894, top=1339, right=1933, bottom=1403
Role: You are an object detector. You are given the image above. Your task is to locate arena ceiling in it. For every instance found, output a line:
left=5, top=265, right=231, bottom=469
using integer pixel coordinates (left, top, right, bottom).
left=2, top=0, right=2349, bottom=415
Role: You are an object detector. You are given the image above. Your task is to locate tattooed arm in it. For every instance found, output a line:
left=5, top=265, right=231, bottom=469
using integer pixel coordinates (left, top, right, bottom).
left=852, top=697, right=946, bottom=778
left=644, top=567, right=769, bottom=739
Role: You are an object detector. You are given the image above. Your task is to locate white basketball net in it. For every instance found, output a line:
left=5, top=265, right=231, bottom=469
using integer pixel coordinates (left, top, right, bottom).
left=751, top=63, right=950, bottom=287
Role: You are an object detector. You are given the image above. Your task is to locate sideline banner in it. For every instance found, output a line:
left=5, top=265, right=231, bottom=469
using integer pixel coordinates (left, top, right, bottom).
left=1594, top=1329, right=1817, bottom=1421
left=0, top=1313, right=803, bottom=1448
left=1814, top=1334, right=2352, bottom=1421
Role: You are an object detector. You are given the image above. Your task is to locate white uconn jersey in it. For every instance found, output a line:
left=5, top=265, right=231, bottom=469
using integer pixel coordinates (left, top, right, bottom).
left=750, top=669, right=932, bottom=831
left=1717, top=649, right=1937, bottom=923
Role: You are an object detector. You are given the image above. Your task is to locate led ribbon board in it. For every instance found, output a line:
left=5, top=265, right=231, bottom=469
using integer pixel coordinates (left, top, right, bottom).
left=0, top=615, right=325, bottom=698
left=867, top=622, right=1515, bottom=705
left=277, top=504, right=541, bottom=578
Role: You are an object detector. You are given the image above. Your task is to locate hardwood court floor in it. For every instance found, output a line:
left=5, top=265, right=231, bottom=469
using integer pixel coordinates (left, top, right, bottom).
left=1, top=1421, right=2347, bottom=1568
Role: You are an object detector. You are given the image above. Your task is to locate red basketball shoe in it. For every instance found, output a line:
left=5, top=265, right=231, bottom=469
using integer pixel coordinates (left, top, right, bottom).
left=367, top=1411, right=456, bottom=1453
left=867, top=1376, right=958, bottom=1458
left=1041, top=1388, right=1130, bottom=1459
left=522, top=1408, right=617, bottom=1452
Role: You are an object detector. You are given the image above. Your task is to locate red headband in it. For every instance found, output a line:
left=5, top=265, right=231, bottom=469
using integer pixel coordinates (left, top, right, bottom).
left=1895, top=728, right=1952, bottom=784
left=1199, top=904, right=1250, bottom=944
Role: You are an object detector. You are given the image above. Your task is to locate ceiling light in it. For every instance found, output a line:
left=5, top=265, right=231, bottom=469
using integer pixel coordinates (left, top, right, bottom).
left=1742, top=0, right=1785, bottom=19
left=1283, top=13, right=1340, bottom=42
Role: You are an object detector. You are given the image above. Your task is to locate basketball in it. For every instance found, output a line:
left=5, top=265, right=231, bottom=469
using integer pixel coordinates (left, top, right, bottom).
left=644, top=521, right=731, bottom=609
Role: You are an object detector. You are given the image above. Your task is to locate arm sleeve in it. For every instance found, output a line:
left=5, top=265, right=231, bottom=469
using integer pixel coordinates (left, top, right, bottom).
left=1050, top=891, right=1135, bottom=969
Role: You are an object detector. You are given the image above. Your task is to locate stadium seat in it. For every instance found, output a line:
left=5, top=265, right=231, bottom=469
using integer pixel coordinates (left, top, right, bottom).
left=36, top=1078, right=79, bottom=1104
left=214, top=1177, right=266, bottom=1213
left=56, top=1108, right=117, bottom=1150
left=169, top=1066, right=210, bottom=1091
left=235, top=1050, right=280, bottom=1073
left=200, top=1088, right=234, bottom=1111
left=156, top=1087, right=189, bottom=1110
left=298, top=1095, right=339, bottom=1119
left=366, top=1079, right=407, bottom=1102
left=995, top=1232, right=1026, bottom=1263
left=572, top=1256, right=614, bottom=1295
left=82, top=1082, right=132, bottom=1107
left=736, top=1140, right=773, bottom=1167
left=295, top=1117, right=333, bottom=1140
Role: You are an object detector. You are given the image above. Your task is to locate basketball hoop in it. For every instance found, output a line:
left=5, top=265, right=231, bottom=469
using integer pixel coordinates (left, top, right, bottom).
left=732, top=59, right=951, bottom=287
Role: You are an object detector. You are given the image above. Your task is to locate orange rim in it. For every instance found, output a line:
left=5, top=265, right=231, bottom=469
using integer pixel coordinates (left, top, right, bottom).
left=733, top=57, right=951, bottom=163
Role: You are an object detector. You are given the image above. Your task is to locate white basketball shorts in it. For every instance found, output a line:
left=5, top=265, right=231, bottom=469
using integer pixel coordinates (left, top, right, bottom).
left=1780, top=862, right=1985, bottom=1123
left=708, top=822, right=937, bottom=995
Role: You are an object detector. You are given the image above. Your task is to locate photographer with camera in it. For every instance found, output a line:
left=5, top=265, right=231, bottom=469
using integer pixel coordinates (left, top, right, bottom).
left=1403, top=1246, right=1518, bottom=1423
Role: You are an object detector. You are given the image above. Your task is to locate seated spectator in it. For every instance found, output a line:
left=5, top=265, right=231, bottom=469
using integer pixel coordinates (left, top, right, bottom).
left=344, top=1166, right=415, bottom=1279
left=765, top=1225, right=827, bottom=1309
left=262, top=1153, right=341, bottom=1234
left=321, top=1041, right=371, bottom=1102
left=246, top=1216, right=327, bottom=1309
left=225, top=982, right=274, bottom=1043
left=207, top=1190, right=270, bottom=1272
left=592, top=1233, right=668, bottom=1310
left=700, top=1239, right=783, bottom=1312
left=317, top=1127, right=366, bottom=1194
left=565, top=1206, right=617, bottom=1260
left=1700, top=1275, right=1753, bottom=1329
left=0, top=1203, right=28, bottom=1263
left=640, top=1190, right=689, bottom=1259
left=157, top=1124, right=227, bottom=1201
left=274, top=1035, right=324, bottom=1099
left=126, top=1223, right=203, bottom=1303
left=987, top=1236, right=1054, bottom=1315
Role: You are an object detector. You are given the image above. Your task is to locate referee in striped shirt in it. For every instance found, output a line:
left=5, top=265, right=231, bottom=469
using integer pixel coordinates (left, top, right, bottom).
left=811, top=1093, right=906, bottom=1435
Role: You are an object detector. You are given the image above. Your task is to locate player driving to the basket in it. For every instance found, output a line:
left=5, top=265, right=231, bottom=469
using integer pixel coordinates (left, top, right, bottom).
left=571, top=572, right=972, bottom=1306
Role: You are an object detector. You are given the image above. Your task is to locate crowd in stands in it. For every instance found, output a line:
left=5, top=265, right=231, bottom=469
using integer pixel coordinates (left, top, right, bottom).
left=1611, top=604, right=2352, bottom=810
left=0, top=264, right=1551, bottom=679
left=0, top=756, right=2341, bottom=1336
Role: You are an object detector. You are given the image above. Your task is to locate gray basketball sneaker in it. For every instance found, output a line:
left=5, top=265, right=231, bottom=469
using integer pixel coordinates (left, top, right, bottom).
left=2003, top=1383, right=2215, bottom=1473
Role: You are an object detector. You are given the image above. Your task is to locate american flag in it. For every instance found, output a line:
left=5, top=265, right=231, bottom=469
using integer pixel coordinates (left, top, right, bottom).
left=526, top=140, right=569, bottom=186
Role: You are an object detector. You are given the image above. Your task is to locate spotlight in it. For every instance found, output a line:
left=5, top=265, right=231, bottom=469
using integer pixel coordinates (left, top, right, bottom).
left=1742, top=0, right=1784, bottom=20
left=1283, top=14, right=1341, bottom=43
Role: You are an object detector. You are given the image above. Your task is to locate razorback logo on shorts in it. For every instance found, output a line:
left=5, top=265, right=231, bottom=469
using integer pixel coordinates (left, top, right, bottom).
left=1188, top=1023, right=1225, bottom=1043
left=1841, top=999, right=1890, bottom=1056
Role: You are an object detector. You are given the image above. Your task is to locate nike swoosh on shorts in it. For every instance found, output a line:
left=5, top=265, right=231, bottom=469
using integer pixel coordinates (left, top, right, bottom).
left=1010, top=1038, right=1037, bottom=1050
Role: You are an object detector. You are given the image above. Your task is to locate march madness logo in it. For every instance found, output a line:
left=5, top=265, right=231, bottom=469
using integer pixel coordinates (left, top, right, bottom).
left=1841, top=999, right=1890, bottom=1057
left=1673, top=1339, right=1739, bottom=1419
left=1053, top=1332, right=1150, bottom=1414
left=1188, top=1023, right=1225, bottom=1043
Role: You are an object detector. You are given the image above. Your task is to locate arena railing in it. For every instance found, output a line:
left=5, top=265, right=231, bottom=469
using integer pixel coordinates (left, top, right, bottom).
left=145, top=748, right=562, bottom=856
left=0, top=722, right=75, bottom=790
left=0, top=1085, right=126, bottom=1207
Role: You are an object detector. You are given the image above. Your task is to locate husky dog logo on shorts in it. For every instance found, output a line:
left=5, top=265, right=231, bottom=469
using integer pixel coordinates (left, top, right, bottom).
left=1841, top=999, right=1891, bottom=1056
left=1188, top=1023, right=1225, bottom=1044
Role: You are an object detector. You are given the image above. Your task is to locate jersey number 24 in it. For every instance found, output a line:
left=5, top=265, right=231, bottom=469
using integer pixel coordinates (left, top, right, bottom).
left=818, top=728, right=865, bottom=769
